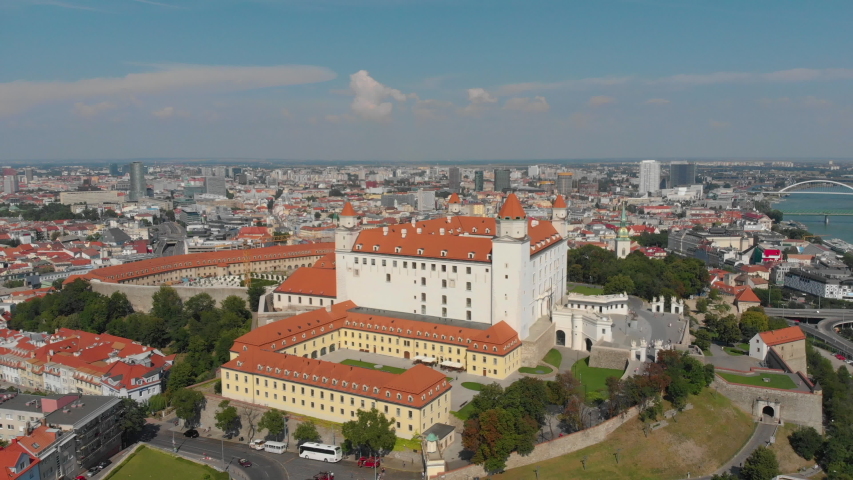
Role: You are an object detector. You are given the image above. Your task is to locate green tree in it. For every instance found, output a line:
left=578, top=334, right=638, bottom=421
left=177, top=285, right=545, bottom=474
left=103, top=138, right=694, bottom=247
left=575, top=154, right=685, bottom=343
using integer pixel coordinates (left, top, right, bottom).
left=292, top=420, right=321, bottom=445
left=696, top=298, right=709, bottom=313
left=258, top=409, right=287, bottom=440
left=183, top=293, right=216, bottom=322
left=108, top=291, right=133, bottom=320
left=717, top=316, right=742, bottom=346
left=167, top=361, right=196, bottom=392
left=119, top=398, right=147, bottom=447
left=463, top=407, right=538, bottom=473
left=788, top=427, right=823, bottom=461
left=740, top=310, right=770, bottom=340
left=603, top=274, right=634, bottom=295
left=693, top=328, right=712, bottom=351
left=221, top=295, right=251, bottom=320
left=247, top=283, right=265, bottom=312
left=341, top=408, right=397, bottom=455
left=184, top=336, right=214, bottom=379
left=171, top=388, right=205, bottom=426
left=214, top=400, right=239, bottom=435
left=152, top=286, right=184, bottom=332
left=740, top=446, right=780, bottom=480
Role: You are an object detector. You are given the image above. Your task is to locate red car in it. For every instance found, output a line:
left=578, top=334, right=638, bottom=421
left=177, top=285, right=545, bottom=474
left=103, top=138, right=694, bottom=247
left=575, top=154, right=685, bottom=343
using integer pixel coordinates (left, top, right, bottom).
left=357, top=456, right=381, bottom=468
left=75, top=476, right=86, bottom=480
left=836, top=354, right=847, bottom=361
left=312, top=473, right=334, bottom=480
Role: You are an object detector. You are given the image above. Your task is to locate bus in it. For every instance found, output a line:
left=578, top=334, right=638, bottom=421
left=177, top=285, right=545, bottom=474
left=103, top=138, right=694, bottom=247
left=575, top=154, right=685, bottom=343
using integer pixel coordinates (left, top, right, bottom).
left=297, top=442, right=342, bottom=462
left=264, top=441, right=287, bottom=454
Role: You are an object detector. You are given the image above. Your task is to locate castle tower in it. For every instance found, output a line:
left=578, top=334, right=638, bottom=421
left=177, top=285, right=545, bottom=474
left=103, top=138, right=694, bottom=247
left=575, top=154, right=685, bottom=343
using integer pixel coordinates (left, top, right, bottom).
left=615, top=202, right=631, bottom=259
left=335, top=202, right=361, bottom=301
left=551, top=195, right=567, bottom=237
left=496, top=193, right=528, bottom=240
left=447, top=192, right=462, bottom=215
left=492, top=193, right=533, bottom=338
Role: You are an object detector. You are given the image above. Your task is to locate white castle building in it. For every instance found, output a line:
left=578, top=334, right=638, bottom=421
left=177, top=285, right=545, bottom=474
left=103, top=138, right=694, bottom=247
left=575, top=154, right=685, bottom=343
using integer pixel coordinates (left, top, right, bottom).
left=334, top=193, right=568, bottom=339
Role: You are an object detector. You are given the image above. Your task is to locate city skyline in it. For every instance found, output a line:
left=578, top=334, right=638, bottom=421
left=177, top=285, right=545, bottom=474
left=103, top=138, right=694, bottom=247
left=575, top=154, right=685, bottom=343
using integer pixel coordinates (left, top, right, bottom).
left=3, top=1, right=853, bottom=161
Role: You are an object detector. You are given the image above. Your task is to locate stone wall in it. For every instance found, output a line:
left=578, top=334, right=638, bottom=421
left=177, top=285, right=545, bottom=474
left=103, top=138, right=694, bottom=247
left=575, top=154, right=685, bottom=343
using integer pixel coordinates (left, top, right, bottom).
left=91, top=280, right=247, bottom=312
left=432, top=407, right=639, bottom=480
left=712, top=375, right=823, bottom=433
left=588, top=344, right=630, bottom=370
left=520, top=321, right=556, bottom=368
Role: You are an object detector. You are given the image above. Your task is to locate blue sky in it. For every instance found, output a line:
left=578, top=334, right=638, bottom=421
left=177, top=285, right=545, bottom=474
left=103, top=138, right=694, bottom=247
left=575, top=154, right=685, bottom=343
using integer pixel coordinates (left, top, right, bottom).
left=2, top=0, right=852, bottom=161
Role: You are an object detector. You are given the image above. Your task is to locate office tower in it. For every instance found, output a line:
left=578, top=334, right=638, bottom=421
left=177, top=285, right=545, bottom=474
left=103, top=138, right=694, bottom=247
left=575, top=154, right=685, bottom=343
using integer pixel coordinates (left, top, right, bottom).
left=24, top=168, right=34, bottom=183
left=128, top=161, right=146, bottom=201
left=108, top=163, right=121, bottom=176
left=448, top=167, right=461, bottom=192
left=556, top=172, right=574, bottom=196
left=3, top=174, right=19, bottom=194
left=670, top=162, right=697, bottom=187
left=416, top=189, right=436, bottom=212
left=474, top=171, right=484, bottom=192
left=494, top=169, right=511, bottom=192
left=638, top=160, right=661, bottom=195
left=204, top=176, right=227, bottom=196
left=528, top=165, right=540, bottom=178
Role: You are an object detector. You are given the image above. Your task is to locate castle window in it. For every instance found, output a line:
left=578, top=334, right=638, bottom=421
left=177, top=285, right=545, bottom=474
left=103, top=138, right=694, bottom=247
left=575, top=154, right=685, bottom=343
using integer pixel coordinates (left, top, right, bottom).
left=417, top=248, right=424, bottom=255
left=441, top=250, right=447, bottom=257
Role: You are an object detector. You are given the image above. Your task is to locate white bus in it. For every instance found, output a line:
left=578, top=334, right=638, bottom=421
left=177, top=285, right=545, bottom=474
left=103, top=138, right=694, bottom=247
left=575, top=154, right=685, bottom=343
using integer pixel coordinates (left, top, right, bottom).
left=264, top=441, right=287, bottom=454
left=297, top=442, right=342, bottom=462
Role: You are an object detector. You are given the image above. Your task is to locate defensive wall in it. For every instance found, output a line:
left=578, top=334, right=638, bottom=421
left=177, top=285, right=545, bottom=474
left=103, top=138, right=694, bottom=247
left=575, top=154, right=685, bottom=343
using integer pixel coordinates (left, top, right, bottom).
left=520, top=319, right=556, bottom=368
left=713, top=368, right=823, bottom=433
left=431, top=406, right=639, bottom=480
left=90, top=280, right=248, bottom=312
left=589, top=343, right=630, bottom=370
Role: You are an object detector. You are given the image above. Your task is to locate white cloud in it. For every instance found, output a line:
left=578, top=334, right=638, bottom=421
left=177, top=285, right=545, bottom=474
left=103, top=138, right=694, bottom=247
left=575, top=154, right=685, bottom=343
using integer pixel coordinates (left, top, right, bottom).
left=588, top=96, right=616, bottom=107
left=461, top=88, right=497, bottom=115
left=758, top=96, right=831, bottom=108
left=644, top=98, right=670, bottom=105
left=412, top=99, right=455, bottom=120
left=495, top=76, right=632, bottom=96
left=653, top=68, right=853, bottom=86
left=151, top=106, right=189, bottom=119
left=0, top=63, right=337, bottom=117
left=348, top=70, right=408, bottom=121
left=73, top=101, right=116, bottom=118
left=802, top=95, right=831, bottom=108
left=709, top=119, right=731, bottom=129
left=503, top=96, right=549, bottom=113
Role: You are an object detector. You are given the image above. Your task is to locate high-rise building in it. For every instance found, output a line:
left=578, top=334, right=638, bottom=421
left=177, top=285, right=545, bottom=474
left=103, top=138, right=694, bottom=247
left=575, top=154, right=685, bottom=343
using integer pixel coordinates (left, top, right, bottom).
left=416, top=189, right=436, bottom=212
left=3, top=174, right=19, bottom=194
left=528, top=165, right=540, bottom=178
left=494, top=169, right=511, bottom=192
left=108, top=163, right=121, bottom=176
left=128, top=161, right=146, bottom=201
left=24, top=168, right=34, bottom=183
left=669, top=162, right=697, bottom=187
left=204, top=176, right=227, bottom=196
left=638, top=160, right=661, bottom=195
left=556, top=172, right=574, bottom=196
left=474, top=171, right=484, bottom=192
left=448, top=167, right=461, bottom=193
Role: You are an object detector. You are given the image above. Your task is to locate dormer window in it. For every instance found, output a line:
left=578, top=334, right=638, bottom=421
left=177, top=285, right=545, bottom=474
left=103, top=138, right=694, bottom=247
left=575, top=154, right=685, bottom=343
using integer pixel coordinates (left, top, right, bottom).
left=485, top=228, right=490, bottom=234
left=373, top=245, right=380, bottom=252
left=468, top=252, right=475, bottom=259
left=356, top=244, right=362, bottom=250
left=441, top=250, right=447, bottom=257
left=395, top=246, right=402, bottom=253
left=417, top=248, right=424, bottom=255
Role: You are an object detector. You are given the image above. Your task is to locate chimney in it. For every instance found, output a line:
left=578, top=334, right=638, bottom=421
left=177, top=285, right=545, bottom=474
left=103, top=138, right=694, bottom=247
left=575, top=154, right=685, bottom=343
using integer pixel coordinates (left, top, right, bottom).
left=416, top=228, right=422, bottom=234
left=446, top=216, right=451, bottom=223
left=382, top=227, right=388, bottom=236
left=401, top=229, right=407, bottom=238
left=439, top=228, right=445, bottom=236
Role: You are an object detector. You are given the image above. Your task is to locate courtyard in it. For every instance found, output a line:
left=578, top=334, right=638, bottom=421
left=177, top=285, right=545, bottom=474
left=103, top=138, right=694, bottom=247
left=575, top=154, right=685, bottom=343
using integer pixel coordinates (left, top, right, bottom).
left=104, top=446, right=228, bottom=480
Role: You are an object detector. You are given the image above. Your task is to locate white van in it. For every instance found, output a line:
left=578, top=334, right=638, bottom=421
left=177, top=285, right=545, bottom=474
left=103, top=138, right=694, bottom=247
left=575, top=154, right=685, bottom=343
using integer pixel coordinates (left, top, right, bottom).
left=297, top=442, right=342, bottom=462
left=264, top=441, right=287, bottom=454
left=249, top=439, right=265, bottom=451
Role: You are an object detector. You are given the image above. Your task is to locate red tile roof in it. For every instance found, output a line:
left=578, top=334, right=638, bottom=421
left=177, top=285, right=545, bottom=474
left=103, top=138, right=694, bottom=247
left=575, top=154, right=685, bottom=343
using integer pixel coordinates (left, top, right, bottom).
left=273, top=267, right=336, bottom=297
left=734, top=286, right=761, bottom=304
left=758, top=326, right=806, bottom=346
left=499, top=193, right=526, bottom=220
left=341, top=202, right=357, bottom=217
left=313, top=252, right=336, bottom=269
left=552, top=195, right=567, bottom=209
left=447, top=193, right=461, bottom=204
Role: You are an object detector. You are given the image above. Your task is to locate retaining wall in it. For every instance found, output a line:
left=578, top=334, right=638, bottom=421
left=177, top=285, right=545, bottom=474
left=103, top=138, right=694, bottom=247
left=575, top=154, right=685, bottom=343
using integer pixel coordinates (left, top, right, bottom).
left=91, top=279, right=247, bottom=312
left=521, top=321, right=556, bottom=368
left=588, top=344, right=630, bottom=370
left=712, top=375, right=823, bottom=433
left=432, top=407, right=639, bottom=479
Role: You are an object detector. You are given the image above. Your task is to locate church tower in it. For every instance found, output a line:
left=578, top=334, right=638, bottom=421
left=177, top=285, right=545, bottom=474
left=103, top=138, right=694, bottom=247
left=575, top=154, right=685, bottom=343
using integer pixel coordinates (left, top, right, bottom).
left=551, top=195, right=567, bottom=237
left=335, top=202, right=361, bottom=301
left=615, top=202, right=631, bottom=259
left=447, top=192, right=462, bottom=215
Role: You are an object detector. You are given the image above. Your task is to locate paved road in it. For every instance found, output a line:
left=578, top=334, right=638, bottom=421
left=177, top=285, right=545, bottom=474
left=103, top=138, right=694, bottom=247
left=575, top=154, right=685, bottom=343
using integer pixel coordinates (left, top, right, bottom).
left=685, top=422, right=777, bottom=480
left=764, top=308, right=853, bottom=359
left=142, top=422, right=422, bottom=480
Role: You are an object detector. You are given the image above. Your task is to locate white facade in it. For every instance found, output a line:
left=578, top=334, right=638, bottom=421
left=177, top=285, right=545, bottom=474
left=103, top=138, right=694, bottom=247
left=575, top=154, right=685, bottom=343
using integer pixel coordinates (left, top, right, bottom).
left=564, top=293, right=629, bottom=315
left=552, top=308, right=614, bottom=351
left=334, top=200, right=568, bottom=340
left=748, top=333, right=770, bottom=362
left=638, top=160, right=661, bottom=195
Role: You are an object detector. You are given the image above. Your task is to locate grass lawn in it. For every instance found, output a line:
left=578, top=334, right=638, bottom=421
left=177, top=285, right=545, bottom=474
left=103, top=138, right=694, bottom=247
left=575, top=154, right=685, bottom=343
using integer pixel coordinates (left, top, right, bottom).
left=543, top=349, right=562, bottom=369
left=495, top=389, right=755, bottom=480
left=519, top=365, right=553, bottom=375
left=717, top=371, right=797, bottom=390
left=451, top=402, right=477, bottom=421
left=574, top=357, right=624, bottom=401
left=722, top=343, right=750, bottom=356
left=105, top=446, right=228, bottom=480
left=770, top=424, right=815, bottom=474
left=340, top=359, right=407, bottom=374
left=702, top=348, right=713, bottom=357
left=570, top=285, right=605, bottom=295
left=461, top=382, right=485, bottom=391
left=393, top=436, right=421, bottom=452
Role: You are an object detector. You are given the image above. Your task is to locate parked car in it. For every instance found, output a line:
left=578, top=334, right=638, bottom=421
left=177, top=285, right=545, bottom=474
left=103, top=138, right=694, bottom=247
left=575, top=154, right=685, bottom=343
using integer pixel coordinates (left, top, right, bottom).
left=311, top=473, right=334, bottom=480
left=249, top=439, right=265, bottom=450
left=846, top=359, right=853, bottom=365
left=184, top=429, right=200, bottom=438
left=75, top=476, right=87, bottom=480
left=357, top=456, right=380, bottom=468
left=96, top=461, right=110, bottom=470
left=238, top=458, right=252, bottom=467
left=836, top=354, right=847, bottom=361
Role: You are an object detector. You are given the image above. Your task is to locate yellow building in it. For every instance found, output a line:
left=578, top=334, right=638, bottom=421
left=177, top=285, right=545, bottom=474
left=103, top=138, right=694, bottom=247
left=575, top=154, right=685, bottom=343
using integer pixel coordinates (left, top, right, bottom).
left=221, top=349, right=450, bottom=435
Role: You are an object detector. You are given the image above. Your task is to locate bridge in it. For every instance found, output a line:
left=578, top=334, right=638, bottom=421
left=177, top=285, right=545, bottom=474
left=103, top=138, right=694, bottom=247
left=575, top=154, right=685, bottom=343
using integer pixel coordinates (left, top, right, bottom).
left=769, top=180, right=853, bottom=223
left=764, top=307, right=853, bottom=359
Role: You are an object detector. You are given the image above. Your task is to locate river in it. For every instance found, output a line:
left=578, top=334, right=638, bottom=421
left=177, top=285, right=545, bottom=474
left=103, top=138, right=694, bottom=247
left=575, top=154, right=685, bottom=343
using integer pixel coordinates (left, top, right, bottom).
left=776, top=193, right=853, bottom=243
